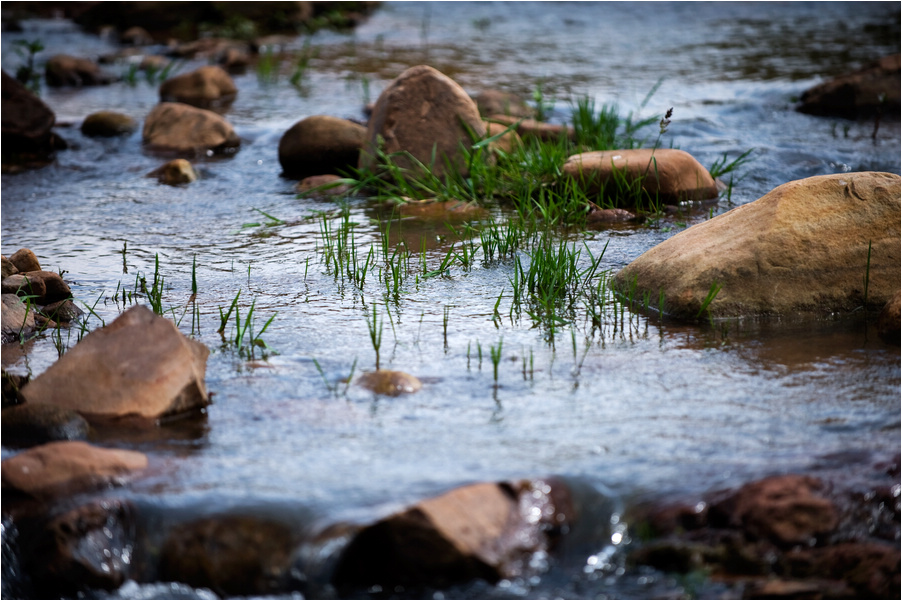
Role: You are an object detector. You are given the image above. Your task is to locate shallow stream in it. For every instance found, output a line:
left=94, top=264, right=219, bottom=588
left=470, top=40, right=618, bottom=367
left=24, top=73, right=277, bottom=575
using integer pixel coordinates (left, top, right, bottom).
left=2, top=2, right=900, bottom=599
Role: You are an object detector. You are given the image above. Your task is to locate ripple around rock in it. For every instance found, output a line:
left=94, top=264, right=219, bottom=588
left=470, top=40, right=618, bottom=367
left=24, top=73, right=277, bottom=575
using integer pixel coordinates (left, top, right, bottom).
left=614, top=172, right=902, bottom=320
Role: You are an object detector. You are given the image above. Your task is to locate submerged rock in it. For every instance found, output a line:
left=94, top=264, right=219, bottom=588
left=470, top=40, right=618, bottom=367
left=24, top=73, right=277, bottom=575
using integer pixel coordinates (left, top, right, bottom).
left=20, top=304, right=210, bottom=423
left=143, top=102, right=240, bottom=155
left=561, top=148, right=719, bottom=203
left=45, top=54, right=113, bottom=87
left=798, top=54, right=901, bottom=120
left=1, top=441, right=147, bottom=501
left=81, top=110, right=137, bottom=138
left=159, top=65, right=237, bottom=109
left=613, top=172, right=901, bottom=319
left=278, top=115, right=367, bottom=179
left=355, top=370, right=422, bottom=396
left=148, top=158, right=198, bottom=185
left=396, top=199, right=488, bottom=221
left=296, top=174, right=353, bottom=198
left=359, top=65, right=486, bottom=180
left=1, top=403, right=90, bottom=447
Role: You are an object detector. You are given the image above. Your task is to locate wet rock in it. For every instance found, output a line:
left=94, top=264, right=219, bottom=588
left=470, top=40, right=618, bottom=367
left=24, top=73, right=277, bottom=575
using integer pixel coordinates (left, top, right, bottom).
left=877, top=289, right=900, bottom=345
left=332, top=478, right=576, bottom=591
left=708, top=475, right=838, bottom=548
left=488, top=114, right=576, bottom=143
left=396, top=199, right=488, bottom=221
left=1, top=441, right=147, bottom=501
left=783, top=542, right=900, bottom=598
left=24, top=498, right=137, bottom=596
left=45, top=54, right=113, bottom=87
left=613, top=172, right=901, bottom=320
left=587, top=207, right=637, bottom=224
left=1, top=293, right=35, bottom=343
left=120, top=25, right=153, bottom=46
left=1, top=255, right=18, bottom=279
left=5, top=270, right=72, bottom=305
left=296, top=174, right=353, bottom=198
left=359, top=65, right=487, bottom=180
left=81, top=110, right=138, bottom=138
left=158, top=515, right=296, bottom=597
left=561, top=148, right=718, bottom=203
left=217, top=46, right=251, bottom=74
left=8, top=248, right=41, bottom=272
left=159, top=65, right=237, bottom=109
left=356, top=369, right=422, bottom=395
left=278, top=115, right=367, bottom=179
left=484, top=120, right=522, bottom=155
left=40, top=299, right=84, bottom=323
left=147, top=158, right=198, bottom=185
left=20, top=304, right=210, bottom=423
left=142, top=101, right=240, bottom=155
left=2, top=273, right=46, bottom=299
left=2, top=370, right=28, bottom=408
left=1, top=70, right=66, bottom=165
left=2, top=404, right=90, bottom=447
left=139, top=54, right=170, bottom=72
left=798, top=54, right=901, bottom=120
left=474, top=89, right=534, bottom=119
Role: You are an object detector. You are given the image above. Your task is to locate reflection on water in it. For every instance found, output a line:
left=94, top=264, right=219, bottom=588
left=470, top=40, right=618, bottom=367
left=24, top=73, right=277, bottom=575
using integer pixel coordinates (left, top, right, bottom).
left=1, top=1, right=900, bottom=598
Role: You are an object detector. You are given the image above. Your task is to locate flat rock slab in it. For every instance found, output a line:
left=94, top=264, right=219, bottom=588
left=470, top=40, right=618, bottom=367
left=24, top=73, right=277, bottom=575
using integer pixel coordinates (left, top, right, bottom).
left=613, top=172, right=901, bottom=319
left=562, top=148, right=719, bottom=203
left=2, top=440, right=147, bottom=500
left=21, top=304, right=210, bottom=422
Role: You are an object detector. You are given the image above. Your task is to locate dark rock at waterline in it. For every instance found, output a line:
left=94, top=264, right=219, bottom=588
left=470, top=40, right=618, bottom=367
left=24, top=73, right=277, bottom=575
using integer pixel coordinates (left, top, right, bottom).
left=360, top=65, right=486, bottom=180
left=1, top=70, right=67, bottom=165
left=587, top=207, right=638, bottom=224
left=1, top=441, right=147, bottom=501
left=798, top=54, right=901, bottom=120
left=22, top=498, right=138, bottom=596
left=142, top=101, right=240, bottom=155
left=877, top=289, right=901, bottom=345
left=2, top=404, right=90, bottom=447
left=40, top=298, right=84, bottom=323
left=2, top=370, right=28, bottom=408
left=45, top=54, right=114, bottom=87
left=120, top=25, right=154, bottom=46
left=81, top=110, right=138, bottom=137
left=1, top=293, right=36, bottom=344
left=20, top=305, right=211, bottom=423
left=614, top=172, right=902, bottom=320
left=159, top=65, right=237, bottom=109
left=782, top=542, right=901, bottom=599
left=148, top=158, right=198, bottom=185
left=2, top=270, right=72, bottom=305
left=2, top=273, right=46, bottom=299
left=158, top=515, right=297, bottom=597
left=332, top=478, right=576, bottom=591
left=561, top=148, right=719, bottom=203
left=279, top=115, right=367, bottom=179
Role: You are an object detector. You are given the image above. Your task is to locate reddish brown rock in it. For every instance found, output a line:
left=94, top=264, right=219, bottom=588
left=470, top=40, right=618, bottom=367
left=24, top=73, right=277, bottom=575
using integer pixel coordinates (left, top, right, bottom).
left=473, top=89, right=534, bottom=119
left=484, top=120, right=522, bottom=155
left=708, top=475, right=838, bottom=548
left=8, top=248, right=41, bottom=273
left=1, top=71, right=67, bottom=165
left=1, top=293, right=35, bottom=344
left=2, top=273, right=46, bottom=299
left=1, top=441, right=147, bottom=500
left=20, top=304, right=210, bottom=423
left=562, top=148, right=718, bottom=203
left=396, top=199, right=488, bottom=221
left=877, top=289, right=900, bottom=345
left=488, top=114, right=575, bottom=143
left=1, top=255, right=17, bottom=279
left=147, top=158, right=198, bottom=185
left=159, top=65, right=237, bottom=109
left=296, top=174, right=353, bottom=198
left=613, top=172, right=901, bottom=319
left=799, top=54, right=901, bottom=120
left=7, top=270, right=72, bottom=305
left=587, top=207, right=636, bottom=224
left=356, top=370, right=422, bottom=396
left=360, top=65, right=486, bottom=180
left=45, top=54, right=112, bottom=87
left=39, top=299, right=84, bottom=323
left=143, top=102, right=240, bottom=155
left=81, top=111, right=137, bottom=138
left=278, top=115, right=367, bottom=179
left=785, top=542, right=900, bottom=598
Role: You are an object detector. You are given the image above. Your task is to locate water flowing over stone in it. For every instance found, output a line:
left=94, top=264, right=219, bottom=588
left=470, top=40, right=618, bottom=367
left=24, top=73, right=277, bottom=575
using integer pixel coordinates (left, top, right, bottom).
left=613, top=172, right=902, bottom=319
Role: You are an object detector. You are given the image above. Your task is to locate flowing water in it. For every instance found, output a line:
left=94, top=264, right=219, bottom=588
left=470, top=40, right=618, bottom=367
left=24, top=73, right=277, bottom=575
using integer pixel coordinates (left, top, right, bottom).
left=1, top=2, right=900, bottom=599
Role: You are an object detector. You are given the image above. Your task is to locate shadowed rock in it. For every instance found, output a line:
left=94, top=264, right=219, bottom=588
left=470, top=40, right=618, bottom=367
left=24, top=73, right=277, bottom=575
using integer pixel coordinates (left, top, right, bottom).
left=360, top=65, right=486, bottom=180
left=143, top=102, right=240, bottom=155
left=159, top=65, right=237, bottom=109
left=1, top=71, right=66, bottom=166
left=1, top=293, right=35, bottom=343
left=296, top=174, right=353, bottom=198
left=148, top=158, right=198, bottom=185
left=1, top=404, right=90, bottom=447
left=278, top=115, right=367, bottom=179
left=45, top=55, right=112, bottom=87
left=613, top=172, right=901, bottom=319
left=20, top=304, right=210, bottom=423
left=1, top=441, right=147, bottom=501
left=81, top=111, right=137, bottom=137
left=488, top=114, right=575, bottom=144
left=798, top=54, right=901, bottom=120
left=561, top=148, right=718, bottom=203
left=877, top=290, right=901, bottom=345
left=474, top=89, right=534, bottom=119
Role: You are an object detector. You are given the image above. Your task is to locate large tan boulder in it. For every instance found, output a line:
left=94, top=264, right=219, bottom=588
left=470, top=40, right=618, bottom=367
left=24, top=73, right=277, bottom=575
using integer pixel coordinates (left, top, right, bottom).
left=798, top=54, right=900, bottom=120
left=332, top=478, right=575, bottom=590
left=561, top=148, right=719, bottom=204
left=143, top=102, right=240, bottom=155
left=1, top=441, right=147, bottom=501
left=159, top=65, right=237, bottom=109
left=278, top=115, right=367, bottom=179
left=613, top=172, right=901, bottom=319
left=359, top=65, right=486, bottom=180
left=20, top=304, right=210, bottom=423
